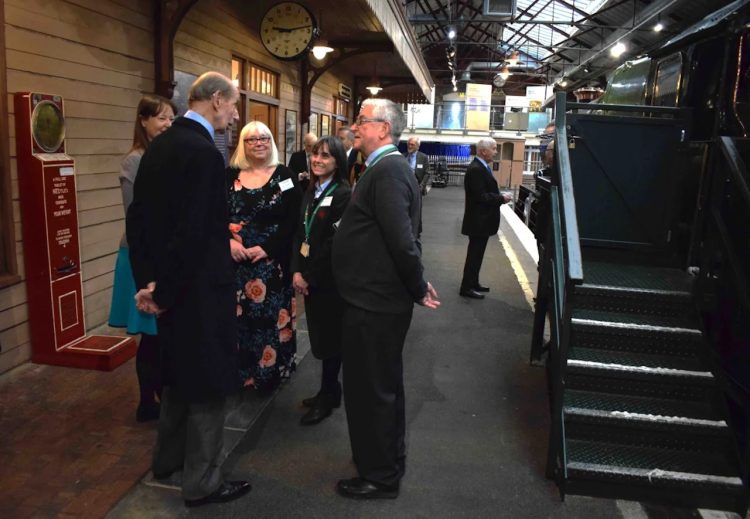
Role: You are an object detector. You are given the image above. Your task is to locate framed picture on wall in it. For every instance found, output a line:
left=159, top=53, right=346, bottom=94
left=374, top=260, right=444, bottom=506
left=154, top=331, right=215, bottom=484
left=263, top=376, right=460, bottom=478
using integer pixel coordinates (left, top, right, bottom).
left=321, top=114, right=330, bottom=137
left=309, top=112, right=318, bottom=137
left=285, top=109, right=297, bottom=164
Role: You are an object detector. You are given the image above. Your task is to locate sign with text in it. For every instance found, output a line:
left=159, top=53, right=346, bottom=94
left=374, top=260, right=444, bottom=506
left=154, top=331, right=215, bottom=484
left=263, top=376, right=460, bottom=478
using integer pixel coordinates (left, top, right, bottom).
left=465, top=83, right=492, bottom=130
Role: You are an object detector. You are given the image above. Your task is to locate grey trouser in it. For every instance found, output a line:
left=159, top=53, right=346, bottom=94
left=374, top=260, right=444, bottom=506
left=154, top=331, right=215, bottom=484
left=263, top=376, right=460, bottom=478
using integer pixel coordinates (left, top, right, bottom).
left=152, top=387, right=227, bottom=500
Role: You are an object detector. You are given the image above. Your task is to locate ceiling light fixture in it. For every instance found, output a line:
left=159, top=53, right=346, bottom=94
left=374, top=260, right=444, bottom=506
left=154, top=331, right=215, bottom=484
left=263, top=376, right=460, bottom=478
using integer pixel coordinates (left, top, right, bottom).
left=448, top=28, right=456, bottom=39
left=506, top=50, right=520, bottom=67
left=653, top=22, right=664, bottom=32
left=311, top=40, right=334, bottom=60
left=366, top=64, right=382, bottom=96
left=447, top=46, right=456, bottom=58
left=559, top=79, right=568, bottom=87
left=499, top=65, right=511, bottom=81
left=610, top=41, right=626, bottom=58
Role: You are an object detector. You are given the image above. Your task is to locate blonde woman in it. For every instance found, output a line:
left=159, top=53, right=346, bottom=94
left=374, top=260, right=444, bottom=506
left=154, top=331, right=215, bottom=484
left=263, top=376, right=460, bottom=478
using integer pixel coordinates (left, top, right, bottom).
left=227, top=121, right=302, bottom=392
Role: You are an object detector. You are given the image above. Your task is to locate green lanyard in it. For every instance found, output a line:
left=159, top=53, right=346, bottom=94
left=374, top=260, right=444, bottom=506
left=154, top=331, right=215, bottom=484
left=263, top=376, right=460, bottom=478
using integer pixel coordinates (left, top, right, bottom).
left=357, top=144, right=399, bottom=183
left=303, top=181, right=338, bottom=242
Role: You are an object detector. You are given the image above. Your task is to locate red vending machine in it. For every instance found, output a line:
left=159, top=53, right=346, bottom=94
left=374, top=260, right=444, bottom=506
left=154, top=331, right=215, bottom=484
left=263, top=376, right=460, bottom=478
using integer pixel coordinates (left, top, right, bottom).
left=14, top=92, right=136, bottom=370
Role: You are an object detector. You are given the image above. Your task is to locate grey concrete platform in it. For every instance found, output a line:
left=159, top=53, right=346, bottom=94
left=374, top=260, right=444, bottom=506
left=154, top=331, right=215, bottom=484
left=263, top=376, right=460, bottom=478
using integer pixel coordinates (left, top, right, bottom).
left=106, top=187, right=702, bottom=518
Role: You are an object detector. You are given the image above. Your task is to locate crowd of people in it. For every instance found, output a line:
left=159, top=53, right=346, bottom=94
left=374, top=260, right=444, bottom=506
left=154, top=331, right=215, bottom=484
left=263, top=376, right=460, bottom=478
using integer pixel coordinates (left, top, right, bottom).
left=110, top=71, right=442, bottom=507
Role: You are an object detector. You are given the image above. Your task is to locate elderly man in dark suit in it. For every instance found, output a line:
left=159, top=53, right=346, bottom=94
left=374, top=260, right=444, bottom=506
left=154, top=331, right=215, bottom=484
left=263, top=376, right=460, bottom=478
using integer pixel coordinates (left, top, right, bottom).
left=337, top=125, right=358, bottom=172
left=127, top=72, right=250, bottom=507
left=332, top=98, right=440, bottom=500
left=404, top=136, right=429, bottom=190
left=288, top=131, right=317, bottom=191
left=459, top=137, right=511, bottom=299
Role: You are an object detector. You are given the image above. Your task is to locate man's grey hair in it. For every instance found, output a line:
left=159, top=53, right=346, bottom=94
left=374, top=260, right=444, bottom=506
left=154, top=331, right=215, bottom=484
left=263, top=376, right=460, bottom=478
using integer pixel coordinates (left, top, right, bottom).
left=337, top=126, right=354, bottom=142
left=189, top=72, right=236, bottom=103
left=361, top=98, right=406, bottom=143
left=476, top=138, right=497, bottom=151
left=408, top=136, right=421, bottom=146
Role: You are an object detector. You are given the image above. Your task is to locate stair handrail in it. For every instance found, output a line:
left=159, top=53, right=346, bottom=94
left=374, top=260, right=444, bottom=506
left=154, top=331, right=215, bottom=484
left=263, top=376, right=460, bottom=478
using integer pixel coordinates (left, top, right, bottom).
left=538, top=92, right=585, bottom=485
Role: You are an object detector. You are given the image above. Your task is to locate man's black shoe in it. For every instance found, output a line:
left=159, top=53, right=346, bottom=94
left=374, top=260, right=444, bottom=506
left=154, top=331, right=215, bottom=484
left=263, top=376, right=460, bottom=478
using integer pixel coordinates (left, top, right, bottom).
left=301, top=393, right=320, bottom=408
left=474, top=284, right=490, bottom=292
left=184, top=480, right=251, bottom=507
left=459, top=289, right=484, bottom=299
left=300, top=392, right=340, bottom=425
left=336, top=478, right=399, bottom=499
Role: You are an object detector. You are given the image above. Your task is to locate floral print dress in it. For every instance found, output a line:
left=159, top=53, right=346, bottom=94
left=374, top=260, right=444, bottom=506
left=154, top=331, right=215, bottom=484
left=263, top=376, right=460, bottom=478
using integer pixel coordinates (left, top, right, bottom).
left=228, top=165, right=302, bottom=392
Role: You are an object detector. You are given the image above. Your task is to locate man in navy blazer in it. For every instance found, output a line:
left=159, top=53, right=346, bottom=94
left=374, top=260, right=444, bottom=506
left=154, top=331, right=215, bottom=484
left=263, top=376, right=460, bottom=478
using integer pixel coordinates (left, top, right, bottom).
left=459, top=138, right=511, bottom=299
left=127, top=72, right=250, bottom=507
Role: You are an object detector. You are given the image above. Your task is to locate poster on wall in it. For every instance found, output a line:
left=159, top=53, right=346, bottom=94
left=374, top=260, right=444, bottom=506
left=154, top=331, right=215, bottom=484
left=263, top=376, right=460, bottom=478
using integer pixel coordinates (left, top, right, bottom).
left=321, top=114, right=330, bottom=137
left=309, top=112, right=318, bottom=137
left=285, top=110, right=297, bottom=164
left=465, top=83, right=492, bottom=130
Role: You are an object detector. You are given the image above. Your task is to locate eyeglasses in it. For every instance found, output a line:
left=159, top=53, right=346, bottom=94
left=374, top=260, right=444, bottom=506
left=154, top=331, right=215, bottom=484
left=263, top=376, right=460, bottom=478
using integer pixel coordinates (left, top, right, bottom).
left=354, top=116, right=387, bottom=126
left=244, top=136, right=271, bottom=144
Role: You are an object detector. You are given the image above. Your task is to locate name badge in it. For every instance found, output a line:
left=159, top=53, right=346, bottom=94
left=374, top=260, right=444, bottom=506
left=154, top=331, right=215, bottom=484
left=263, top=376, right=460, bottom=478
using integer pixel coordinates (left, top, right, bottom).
left=416, top=164, right=424, bottom=169
left=279, top=178, right=294, bottom=192
left=320, top=196, right=333, bottom=207
left=300, top=241, right=310, bottom=257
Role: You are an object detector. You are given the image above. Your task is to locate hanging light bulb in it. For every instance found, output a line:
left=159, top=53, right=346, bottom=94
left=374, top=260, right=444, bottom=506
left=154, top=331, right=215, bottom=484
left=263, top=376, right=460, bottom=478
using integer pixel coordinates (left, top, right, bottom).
left=653, top=22, right=664, bottom=32
left=610, top=41, right=627, bottom=58
left=499, top=65, right=511, bottom=81
left=448, top=28, right=456, bottom=39
left=506, top=51, right=520, bottom=66
left=311, top=38, right=334, bottom=60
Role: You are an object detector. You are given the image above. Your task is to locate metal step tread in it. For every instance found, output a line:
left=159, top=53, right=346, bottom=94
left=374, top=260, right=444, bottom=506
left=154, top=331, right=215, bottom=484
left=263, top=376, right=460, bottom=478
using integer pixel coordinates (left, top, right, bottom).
left=572, top=308, right=699, bottom=332
left=566, top=439, right=743, bottom=488
left=564, top=389, right=723, bottom=423
left=582, top=261, right=693, bottom=293
left=568, top=347, right=708, bottom=377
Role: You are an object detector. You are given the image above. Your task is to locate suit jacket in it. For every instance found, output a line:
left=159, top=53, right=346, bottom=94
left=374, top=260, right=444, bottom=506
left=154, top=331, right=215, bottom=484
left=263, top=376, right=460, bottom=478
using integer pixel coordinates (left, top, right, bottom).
left=461, top=157, right=505, bottom=237
left=405, top=150, right=429, bottom=184
left=291, top=181, right=351, bottom=359
left=127, top=117, right=238, bottom=401
left=288, top=149, right=310, bottom=191
left=332, top=152, right=427, bottom=313
left=346, top=148, right=358, bottom=172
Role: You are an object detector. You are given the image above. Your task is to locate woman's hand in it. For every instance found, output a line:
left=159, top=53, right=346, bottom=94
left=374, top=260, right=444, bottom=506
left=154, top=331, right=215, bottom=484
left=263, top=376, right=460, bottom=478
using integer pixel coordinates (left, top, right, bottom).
left=230, top=239, right=252, bottom=262
left=247, top=246, right=268, bottom=264
left=293, top=272, right=309, bottom=296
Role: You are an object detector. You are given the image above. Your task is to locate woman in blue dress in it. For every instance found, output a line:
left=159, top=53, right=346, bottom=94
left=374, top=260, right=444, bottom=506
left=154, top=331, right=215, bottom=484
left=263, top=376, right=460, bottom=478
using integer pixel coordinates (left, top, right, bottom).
left=109, top=94, right=175, bottom=421
left=227, top=121, right=302, bottom=392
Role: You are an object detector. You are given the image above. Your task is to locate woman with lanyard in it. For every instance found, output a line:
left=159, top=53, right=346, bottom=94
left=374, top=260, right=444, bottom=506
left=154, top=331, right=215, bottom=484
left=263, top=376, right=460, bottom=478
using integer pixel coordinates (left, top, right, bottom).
left=292, top=136, right=352, bottom=425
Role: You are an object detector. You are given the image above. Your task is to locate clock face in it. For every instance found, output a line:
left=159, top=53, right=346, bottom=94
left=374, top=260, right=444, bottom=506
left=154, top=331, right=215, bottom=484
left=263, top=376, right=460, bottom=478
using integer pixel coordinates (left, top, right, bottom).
left=260, top=2, right=317, bottom=60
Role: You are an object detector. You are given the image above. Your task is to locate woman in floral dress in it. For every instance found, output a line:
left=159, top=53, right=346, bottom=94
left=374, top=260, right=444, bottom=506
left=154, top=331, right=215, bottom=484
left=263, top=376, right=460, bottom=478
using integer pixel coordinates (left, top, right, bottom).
left=227, top=121, right=302, bottom=392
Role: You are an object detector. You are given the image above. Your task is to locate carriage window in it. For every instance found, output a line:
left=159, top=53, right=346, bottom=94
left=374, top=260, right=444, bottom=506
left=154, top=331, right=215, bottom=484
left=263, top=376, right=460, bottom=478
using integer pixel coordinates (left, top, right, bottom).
left=653, top=53, right=683, bottom=107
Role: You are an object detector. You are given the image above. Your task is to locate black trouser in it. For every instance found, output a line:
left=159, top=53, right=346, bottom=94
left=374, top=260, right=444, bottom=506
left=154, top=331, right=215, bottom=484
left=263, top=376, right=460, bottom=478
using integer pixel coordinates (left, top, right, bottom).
left=341, top=303, right=413, bottom=487
left=136, top=333, right=161, bottom=404
left=151, top=387, right=227, bottom=500
left=461, top=234, right=490, bottom=290
left=320, top=354, right=342, bottom=396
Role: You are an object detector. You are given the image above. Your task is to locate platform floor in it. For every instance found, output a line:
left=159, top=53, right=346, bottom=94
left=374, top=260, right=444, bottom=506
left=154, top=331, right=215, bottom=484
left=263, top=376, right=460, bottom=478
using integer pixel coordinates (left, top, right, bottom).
left=0, top=187, right=742, bottom=518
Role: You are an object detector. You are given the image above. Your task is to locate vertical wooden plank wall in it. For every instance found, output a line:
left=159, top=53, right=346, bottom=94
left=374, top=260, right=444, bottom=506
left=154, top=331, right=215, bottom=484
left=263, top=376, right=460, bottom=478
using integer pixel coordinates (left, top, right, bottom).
left=0, top=0, right=353, bottom=374
left=0, top=0, right=154, bottom=374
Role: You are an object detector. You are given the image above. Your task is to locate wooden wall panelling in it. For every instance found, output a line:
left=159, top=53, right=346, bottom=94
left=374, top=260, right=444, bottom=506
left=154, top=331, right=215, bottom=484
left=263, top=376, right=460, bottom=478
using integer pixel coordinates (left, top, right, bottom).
left=0, top=0, right=156, bottom=373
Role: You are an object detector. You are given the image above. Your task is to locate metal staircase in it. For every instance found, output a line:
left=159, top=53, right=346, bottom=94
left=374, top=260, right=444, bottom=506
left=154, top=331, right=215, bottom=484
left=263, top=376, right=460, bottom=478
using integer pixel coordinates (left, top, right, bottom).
left=561, top=261, right=745, bottom=512
left=529, top=94, right=749, bottom=514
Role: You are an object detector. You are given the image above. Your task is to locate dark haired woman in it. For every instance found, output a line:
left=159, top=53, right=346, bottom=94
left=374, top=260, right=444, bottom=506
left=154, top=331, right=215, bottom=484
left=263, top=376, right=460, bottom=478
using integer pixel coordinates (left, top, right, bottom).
left=292, top=136, right=351, bottom=425
left=109, top=94, right=175, bottom=422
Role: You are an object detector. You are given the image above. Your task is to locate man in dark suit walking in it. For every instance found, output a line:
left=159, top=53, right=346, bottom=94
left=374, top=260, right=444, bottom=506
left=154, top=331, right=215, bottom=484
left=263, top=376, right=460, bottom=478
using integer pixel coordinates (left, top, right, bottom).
left=337, top=125, right=358, bottom=172
left=288, top=132, right=317, bottom=191
left=459, top=137, right=511, bottom=299
left=404, top=136, right=429, bottom=191
left=127, top=72, right=250, bottom=507
left=332, top=98, right=440, bottom=500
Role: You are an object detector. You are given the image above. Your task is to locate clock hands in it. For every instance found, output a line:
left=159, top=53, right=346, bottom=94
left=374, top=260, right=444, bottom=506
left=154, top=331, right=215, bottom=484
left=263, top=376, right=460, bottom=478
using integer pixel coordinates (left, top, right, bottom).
left=272, top=25, right=311, bottom=33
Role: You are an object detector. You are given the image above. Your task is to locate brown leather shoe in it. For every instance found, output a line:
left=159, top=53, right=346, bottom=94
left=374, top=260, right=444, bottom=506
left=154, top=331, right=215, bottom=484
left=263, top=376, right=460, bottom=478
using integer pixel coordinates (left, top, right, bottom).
left=184, top=480, right=251, bottom=507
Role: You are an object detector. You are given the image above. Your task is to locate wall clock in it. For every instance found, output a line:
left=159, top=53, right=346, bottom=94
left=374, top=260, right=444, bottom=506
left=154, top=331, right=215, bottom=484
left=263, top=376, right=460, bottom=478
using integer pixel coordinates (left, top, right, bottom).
left=260, top=2, right=318, bottom=61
